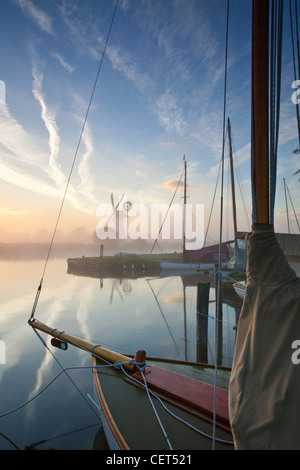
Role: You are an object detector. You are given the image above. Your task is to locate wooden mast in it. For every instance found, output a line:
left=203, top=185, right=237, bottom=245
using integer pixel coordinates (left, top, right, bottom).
left=227, top=117, right=238, bottom=247
left=252, top=0, right=270, bottom=225
left=183, top=155, right=187, bottom=256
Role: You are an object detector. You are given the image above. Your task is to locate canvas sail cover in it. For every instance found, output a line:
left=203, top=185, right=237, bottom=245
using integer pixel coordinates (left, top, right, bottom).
left=229, top=224, right=300, bottom=449
left=275, top=233, right=300, bottom=257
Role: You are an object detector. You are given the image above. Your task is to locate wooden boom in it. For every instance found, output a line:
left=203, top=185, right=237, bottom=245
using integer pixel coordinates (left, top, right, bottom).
left=30, top=319, right=135, bottom=371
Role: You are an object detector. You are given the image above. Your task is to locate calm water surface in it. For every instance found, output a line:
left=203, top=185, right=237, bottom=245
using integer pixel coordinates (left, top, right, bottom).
left=0, top=257, right=245, bottom=450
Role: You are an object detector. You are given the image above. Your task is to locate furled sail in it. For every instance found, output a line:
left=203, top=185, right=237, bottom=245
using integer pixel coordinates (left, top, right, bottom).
left=229, top=225, right=300, bottom=449
left=229, top=0, right=300, bottom=450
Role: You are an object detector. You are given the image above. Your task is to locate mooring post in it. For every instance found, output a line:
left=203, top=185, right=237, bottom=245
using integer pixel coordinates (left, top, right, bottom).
left=196, top=283, right=210, bottom=363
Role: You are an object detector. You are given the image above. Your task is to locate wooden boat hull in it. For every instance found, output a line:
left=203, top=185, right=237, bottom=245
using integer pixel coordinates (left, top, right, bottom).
left=92, top=356, right=233, bottom=450
left=160, top=262, right=216, bottom=270
left=233, top=282, right=246, bottom=299
left=29, top=320, right=233, bottom=450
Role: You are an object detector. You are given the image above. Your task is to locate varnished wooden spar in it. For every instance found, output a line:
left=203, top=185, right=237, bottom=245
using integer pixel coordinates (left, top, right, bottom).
left=30, top=319, right=135, bottom=371
left=31, top=319, right=232, bottom=448
left=251, top=0, right=270, bottom=224
left=31, top=319, right=230, bottom=421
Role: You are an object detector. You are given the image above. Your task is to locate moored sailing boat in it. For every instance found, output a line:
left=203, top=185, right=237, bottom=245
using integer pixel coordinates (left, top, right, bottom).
left=160, top=157, right=234, bottom=274
left=29, top=318, right=233, bottom=450
left=232, top=281, right=246, bottom=299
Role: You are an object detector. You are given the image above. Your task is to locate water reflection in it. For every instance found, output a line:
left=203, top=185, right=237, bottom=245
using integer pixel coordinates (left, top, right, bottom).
left=67, top=262, right=241, bottom=365
left=1, top=253, right=299, bottom=449
left=0, top=257, right=241, bottom=449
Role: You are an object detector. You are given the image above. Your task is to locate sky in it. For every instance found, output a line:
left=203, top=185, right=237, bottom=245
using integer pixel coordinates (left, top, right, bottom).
left=0, top=0, right=299, bottom=248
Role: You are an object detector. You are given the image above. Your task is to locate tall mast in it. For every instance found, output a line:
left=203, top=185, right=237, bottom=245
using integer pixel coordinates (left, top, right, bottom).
left=283, top=178, right=291, bottom=234
left=183, top=155, right=187, bottom=254
left=286, top=181, right=300, bottom=231
left=228, top=118, right=238, bottom=246
left=251, top=0, right=270, bottom=225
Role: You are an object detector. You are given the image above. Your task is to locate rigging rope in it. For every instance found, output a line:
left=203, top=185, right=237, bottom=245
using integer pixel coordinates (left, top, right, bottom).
left=150, top=167, right=184, bottom=254
left=29, top=0, right=120, bottom=321
left=0, top=344, right=233, bottom=448
left=23, top=0, right=236, bottom=451
left=286, top=182, right=300, bottom=231
left=28, top=316, right=234, bottom=447
left=31, top=327, right=101, bottom=420
left=289, top=0, right=300, bottom=147
left=230, top=131, right=251, bottom=229
left=270, top=0, right=283, bottom=225
left=251, top=0, right=283, bottom=226
left=213, top=0, right=230, bottom=451
left=203, top=153, right=222, bottom=247
left=119, top=363, right=233, bottom=447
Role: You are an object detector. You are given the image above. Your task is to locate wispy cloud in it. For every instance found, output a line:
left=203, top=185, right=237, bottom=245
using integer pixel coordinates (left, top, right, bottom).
left=0, top=96, right=67, bottom=201
left=0, top=61, right=97, bottom=214
left=57, top=1, right=204, bottom=147
left=0, top=104, right=43, bottom=166
left=31, top=62, right=66, bottom=188
left=128, top=153, right=154, bottom=179
left=76, top=120, right=97, bottom=204
left=159, top=141, right=176, bottom=148
left=156, top=90, right=187, bottom=137
left=190, top=111, right=224, bottom=159
left=51, top=52, right=75, bottom=73
left=163, top=179, right=205, bottom=193
left=0, top=158, right=61, bottom=199
left=58, top=0, right=102, bottom=60
left=106, top=43, right=152, bottom=95
left=16, top=0, right=53, bottom=34
left=29, top=49, right=98, bottom=212
left=57, top=4, right=154, bottom=94
left=164, top=180, right=185, bottom=193
left=0, top=207, right=27, bottom=216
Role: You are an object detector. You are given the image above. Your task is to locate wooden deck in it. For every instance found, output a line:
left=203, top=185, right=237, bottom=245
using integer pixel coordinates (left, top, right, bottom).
left=130, top=365, right=229, bottom=425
